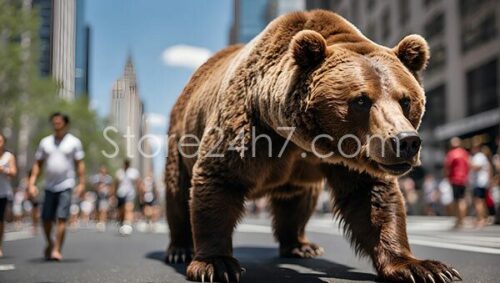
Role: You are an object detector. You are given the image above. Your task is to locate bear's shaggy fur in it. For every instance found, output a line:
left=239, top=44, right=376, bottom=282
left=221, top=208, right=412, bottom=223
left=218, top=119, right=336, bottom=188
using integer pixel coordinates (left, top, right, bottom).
left=165, top=10, right=460, bottom=283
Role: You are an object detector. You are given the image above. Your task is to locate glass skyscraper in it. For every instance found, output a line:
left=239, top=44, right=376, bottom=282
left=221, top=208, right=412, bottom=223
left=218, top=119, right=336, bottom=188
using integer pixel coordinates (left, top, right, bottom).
left=32, top=0, right=52, bottom=76
left=75, top=0, right=89, bottom=98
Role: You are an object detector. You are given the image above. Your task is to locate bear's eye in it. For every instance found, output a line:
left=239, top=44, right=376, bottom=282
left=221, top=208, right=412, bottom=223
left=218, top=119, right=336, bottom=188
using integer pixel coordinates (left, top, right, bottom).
left=351, top=94, right=372, bottom=112
left=400, top=97, right=411, bottom=113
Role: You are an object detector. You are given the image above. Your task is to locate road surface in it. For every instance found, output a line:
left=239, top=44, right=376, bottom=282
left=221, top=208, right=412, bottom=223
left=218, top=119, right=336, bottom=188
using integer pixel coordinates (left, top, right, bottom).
left=1, top=215, right=499, bottom=282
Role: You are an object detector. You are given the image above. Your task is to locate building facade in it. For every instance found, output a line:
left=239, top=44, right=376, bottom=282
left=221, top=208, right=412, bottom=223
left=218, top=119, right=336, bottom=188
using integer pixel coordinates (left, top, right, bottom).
left=110, top=56, right=152, bottom=176
left=75, top=0, right=90, bottom=98
left=32, top=0, right=88, bottom=100
left=32, top=0, right=52, bottom=77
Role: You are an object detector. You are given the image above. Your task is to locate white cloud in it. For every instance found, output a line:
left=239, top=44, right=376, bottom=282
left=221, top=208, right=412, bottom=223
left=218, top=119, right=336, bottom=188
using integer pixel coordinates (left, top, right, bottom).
left=145, top=113, right=167, bottom=128
left=161, top=45, right=212, bottom=69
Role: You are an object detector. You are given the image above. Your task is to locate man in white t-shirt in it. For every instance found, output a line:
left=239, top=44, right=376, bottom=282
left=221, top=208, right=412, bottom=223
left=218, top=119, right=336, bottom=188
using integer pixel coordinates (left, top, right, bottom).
left=115, top=159, right=141, bottom=235
left=28, top=112, right=85, bottom=261
left=470, top=142, right=492, bottom=228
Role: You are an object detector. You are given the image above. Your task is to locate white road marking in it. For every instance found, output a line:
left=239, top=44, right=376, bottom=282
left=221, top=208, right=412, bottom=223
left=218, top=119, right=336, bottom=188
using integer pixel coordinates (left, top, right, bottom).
left=236, top=224, right=272, bottom=234
left=278, top=264, right=326, bottom=275
left=237, top=223, right=500, bottom=255
left=0, top=264, right=15, bottom=271
left=409, top=238, right=500, bottom=255
left=4, top=231, right=32, bottom=242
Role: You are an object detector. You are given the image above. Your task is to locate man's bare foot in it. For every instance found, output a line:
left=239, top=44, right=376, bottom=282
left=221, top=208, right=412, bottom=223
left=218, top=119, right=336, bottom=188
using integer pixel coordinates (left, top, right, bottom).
left=50, top=250, right=63, bottom=261
left=0, top=248, right=3, bottom=258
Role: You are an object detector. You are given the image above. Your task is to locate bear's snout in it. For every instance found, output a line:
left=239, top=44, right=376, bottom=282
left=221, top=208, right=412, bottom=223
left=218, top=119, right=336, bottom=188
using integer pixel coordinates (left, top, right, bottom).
left=390, top=131, right=421, bottom=160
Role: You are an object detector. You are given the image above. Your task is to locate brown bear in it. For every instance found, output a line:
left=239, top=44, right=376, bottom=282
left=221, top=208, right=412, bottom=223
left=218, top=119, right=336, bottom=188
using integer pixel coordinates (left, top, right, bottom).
left=164, top=10, right=461, bottom=283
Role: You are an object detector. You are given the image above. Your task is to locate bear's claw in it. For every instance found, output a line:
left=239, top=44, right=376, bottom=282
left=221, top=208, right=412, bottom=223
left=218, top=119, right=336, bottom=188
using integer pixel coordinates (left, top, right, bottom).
left=187, top=256, right=241, bottom=283
left=165, top=246, right=193, bottom=264
left=280, top=242, right=324, bottom=258
left=379, top=258, right=461, bottom=283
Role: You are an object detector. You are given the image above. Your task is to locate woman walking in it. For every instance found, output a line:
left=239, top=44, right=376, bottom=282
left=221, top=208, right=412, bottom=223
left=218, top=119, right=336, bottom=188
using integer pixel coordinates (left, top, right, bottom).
left=0, top=133, right=17, bottom=257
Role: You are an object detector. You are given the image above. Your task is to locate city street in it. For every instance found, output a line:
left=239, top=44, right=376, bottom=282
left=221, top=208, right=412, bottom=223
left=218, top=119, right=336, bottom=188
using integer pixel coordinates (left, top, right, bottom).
left=1, top=215, right=499, bottom=283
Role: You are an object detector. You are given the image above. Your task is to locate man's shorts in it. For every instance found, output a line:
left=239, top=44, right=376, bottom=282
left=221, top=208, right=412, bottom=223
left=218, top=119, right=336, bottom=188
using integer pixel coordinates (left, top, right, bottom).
left=117, top=192, right=135, bottom=208
left=473, top=187, right=487, bottom=199
left=0, top=197, right=7, bottom=221
left=452, top=185, right=466, bottom=200
left=42, top=189, right=72, bottom=221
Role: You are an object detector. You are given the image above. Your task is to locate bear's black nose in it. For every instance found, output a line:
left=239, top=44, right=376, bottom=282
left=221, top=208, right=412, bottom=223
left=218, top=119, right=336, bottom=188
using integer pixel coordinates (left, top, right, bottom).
left=391, top=132, right=421, bottom=159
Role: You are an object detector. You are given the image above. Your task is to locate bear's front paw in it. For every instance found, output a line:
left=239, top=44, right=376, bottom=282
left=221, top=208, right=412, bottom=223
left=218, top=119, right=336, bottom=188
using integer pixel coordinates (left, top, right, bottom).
left=379, top=258, right=462, bottom=283
left=280, top=242, right=325, bottom=258
left=165, top=245, right=193, bottom=264
left=187, top=256, right=243, bottom=283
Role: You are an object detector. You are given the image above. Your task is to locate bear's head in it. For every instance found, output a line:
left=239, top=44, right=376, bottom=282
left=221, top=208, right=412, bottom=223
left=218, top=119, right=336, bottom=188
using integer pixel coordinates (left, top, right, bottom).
left=289, top=30, right=429, bottom=177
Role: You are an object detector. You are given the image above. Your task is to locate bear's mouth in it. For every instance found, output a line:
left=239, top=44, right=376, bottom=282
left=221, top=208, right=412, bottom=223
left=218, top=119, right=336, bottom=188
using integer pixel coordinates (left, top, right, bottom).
left=377, top=162, right=412, bottom=175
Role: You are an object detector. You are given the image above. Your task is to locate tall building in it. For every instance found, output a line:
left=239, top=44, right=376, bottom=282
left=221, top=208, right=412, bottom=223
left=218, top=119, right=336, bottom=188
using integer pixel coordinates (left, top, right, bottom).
left=305, top=0, right=500, bottom=172
left=32, top=0, right=52, bottom=77
left=32, top=0, right=79, bottom=100
left=75, top=0, right=91, bottom=98
left=230, top=0, right=305, bottom=44
left=110, top=56, right=152, bottom=176
left=267, top=0, right=305, bottom=20
left=230, top=0, right=269, bottom=44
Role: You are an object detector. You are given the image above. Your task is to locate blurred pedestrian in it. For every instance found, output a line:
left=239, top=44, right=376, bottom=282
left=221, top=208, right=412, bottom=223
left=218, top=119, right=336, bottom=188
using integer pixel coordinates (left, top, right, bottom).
left=115, top=159, right=141, bottom=236
left=423, top=174, right=439, bottom=215
left=90, top=165, right=113, bottom=232
left=438, top=178, right=454, bottom=216
left=493, top=137, right=500, bottom=224
left=400, top=177, right=418, bottom=215
left=140, top=173, right=158, bottom=231
left=28, top=112, right=85, bottom=261
left=12, top=187, right=24, bottom=230
left=79, top=191, right=95, bottom=226
left=470, top=142, right=492, bottom=228
left=0, top=133, right=17, bottom=257
left=444, top=137, right=469, bottom=229
left=20, top=170, right=40, bottom=234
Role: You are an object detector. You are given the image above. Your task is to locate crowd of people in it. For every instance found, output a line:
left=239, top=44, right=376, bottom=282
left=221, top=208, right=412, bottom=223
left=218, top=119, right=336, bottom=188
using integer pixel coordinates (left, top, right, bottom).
left=0, top=112, right=160, bottom=259
left=400, top=137, right=500, bottom=229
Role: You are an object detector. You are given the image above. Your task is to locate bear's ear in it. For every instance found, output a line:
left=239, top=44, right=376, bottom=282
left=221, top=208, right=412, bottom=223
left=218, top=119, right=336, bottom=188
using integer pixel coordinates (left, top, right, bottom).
left=393, top=34, right=430, bottom=72
left=290, top=30, right=328, bottom=68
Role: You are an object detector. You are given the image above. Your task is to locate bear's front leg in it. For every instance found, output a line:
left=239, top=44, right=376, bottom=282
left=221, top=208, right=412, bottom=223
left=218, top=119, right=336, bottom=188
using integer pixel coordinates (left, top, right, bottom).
left=323, top=165, right=462, bottom=283
left=187, top=168, right=247, bottom=283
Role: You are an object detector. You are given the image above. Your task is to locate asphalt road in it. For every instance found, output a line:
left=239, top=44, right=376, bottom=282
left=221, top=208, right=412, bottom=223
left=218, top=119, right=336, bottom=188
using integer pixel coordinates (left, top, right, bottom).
left=1, top=216, right=499, bottom=283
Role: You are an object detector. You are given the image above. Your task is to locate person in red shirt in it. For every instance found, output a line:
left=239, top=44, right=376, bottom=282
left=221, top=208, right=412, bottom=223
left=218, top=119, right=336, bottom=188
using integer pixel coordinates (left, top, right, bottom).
left=444, top=137, right=470, bottom=228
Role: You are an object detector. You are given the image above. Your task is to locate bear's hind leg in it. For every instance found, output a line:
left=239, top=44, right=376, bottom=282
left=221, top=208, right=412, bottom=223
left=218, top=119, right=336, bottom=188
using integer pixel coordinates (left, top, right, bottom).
left=165, top=139, right=193, bottom=264
left=270, top=183, right=324, bottom=258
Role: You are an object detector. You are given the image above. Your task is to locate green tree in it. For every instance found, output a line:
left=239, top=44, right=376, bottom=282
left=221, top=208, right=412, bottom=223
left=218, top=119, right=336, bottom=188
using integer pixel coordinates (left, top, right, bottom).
left=0, top=1, right=123, bottom=182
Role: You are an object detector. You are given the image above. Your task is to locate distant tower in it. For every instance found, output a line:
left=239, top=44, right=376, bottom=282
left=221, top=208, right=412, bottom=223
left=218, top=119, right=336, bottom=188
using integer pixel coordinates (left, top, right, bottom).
left=110, top=55, right=147, bottom=174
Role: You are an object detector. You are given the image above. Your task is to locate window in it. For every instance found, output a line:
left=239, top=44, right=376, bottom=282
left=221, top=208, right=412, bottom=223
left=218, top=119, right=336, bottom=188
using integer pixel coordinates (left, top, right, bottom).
left=460, top=0, right=489, bottom=17
left=381, top=8, right=391, bottom=42
left=367, top=0, right=376, bottom=11
left=425, top=13, right=445, bottom=41
left=426, top=43, right=446, bottom=73
left=398, top=0, right=410, bottom=26
left=424, top=0, right=440, bottom=7
left=422, top=85, right=446, bottom=129
left=461, top=12, right=496, bottom=52
left=466, top=59, right=498, bottom=115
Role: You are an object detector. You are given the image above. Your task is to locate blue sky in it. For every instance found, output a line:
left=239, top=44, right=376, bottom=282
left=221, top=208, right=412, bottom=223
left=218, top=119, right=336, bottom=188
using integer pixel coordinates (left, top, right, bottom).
left=85, top=0, right=233, bottom=175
